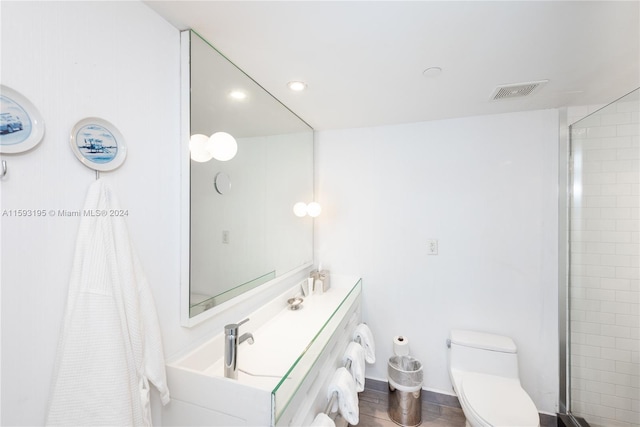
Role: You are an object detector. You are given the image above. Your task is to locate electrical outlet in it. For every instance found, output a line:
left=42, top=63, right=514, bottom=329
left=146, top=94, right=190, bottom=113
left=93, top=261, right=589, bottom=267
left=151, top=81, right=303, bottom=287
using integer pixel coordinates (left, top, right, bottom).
left=222, top=230, right=230, bottom=244
left=427, top=239, right=438, bottom=255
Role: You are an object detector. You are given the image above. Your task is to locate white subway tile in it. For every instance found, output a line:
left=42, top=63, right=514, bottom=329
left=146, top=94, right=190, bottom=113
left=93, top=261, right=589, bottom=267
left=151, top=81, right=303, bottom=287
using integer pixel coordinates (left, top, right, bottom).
left=617, top=147, right=640, bottom=160
left=601, top=394, right=632, bottom=410
left=617, top=196, right=640, bottom=208
left=587, top=379, right=618, bottom=395
left=586, top=356, right=618, bottom=372
left=572, top=297, right=602, bottom=312
left=617, top=172, right=640, bottom=184
left=616, top=267, right=640, bottom=280
left=615, top=408, right=640, bottom=425
left=602, top=324, right=632, bottom=338
left=586, top=196, right=618, bottom=208
left=573, top=343, right=602, bottom=358
left=616, top=220, right=640, bottom=232
left=602, top=277, right=632, bottom=290
left=571, top=387, right=602, bottom=404
left=588, top=126, right=618, bottom=138
left=601, top=231, right=632, bottom=243
left=586, top=242, right=617, bottom=254
left=571, top=276, right=602, bottom=289
left=618, top=124, right=640, bottom=137
left=585, top=311, right=616, bottom=324
left=601, top=208, right=632, bottom=220
left=615, top=337, right=639, bottom=352
left=601, top=347, right=632, bottom=362
left=572, top=252, right=602, bottom=265
left=603, top=160, right=638, bottom=173
left=572, top=230, right=603, bottom=243
left=602, top=254, right=634, bottom=267
left=585, top=149, right=618, bottom=161
left=602, top=136, right=634, bottom=149
left=586, top=265, right=617, bottom=278
left=572, top=319, right=602, bottom=334
left=602, top=183, right=633, bottom=196
left=602, top=113, right=633, bottom=126
left=587, top=219, right=617, bottom=231
left=616, top=290, right=639, bottom=303
left=616, top=385, right=640, bottom=400
left=601, top=300, right=633, bottom=314
left=585, top=172, right=618, bottom=185
left=585, top=333, right=616, bottom=348
left=616, top=360, right=640, bottom=376
left=615, top=314, right=639, bottom=327
left=617, top=101, right=640, bottom=113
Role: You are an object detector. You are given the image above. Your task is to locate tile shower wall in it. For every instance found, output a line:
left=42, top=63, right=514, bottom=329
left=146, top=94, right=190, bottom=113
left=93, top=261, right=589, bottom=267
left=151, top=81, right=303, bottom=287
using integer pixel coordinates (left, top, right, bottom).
left=569, top=93, right=640, bottom=427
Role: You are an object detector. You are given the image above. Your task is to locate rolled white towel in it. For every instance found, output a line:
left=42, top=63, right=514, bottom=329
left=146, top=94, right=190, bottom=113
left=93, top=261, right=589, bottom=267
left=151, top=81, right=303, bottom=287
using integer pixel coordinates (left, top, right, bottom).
left=353, top=323, right=376, bottom=363
left=327, top=367, right=359, bottom=425
left=311, top=412, right=336, bottom=427
left=342, top=341, right=365, bottom=392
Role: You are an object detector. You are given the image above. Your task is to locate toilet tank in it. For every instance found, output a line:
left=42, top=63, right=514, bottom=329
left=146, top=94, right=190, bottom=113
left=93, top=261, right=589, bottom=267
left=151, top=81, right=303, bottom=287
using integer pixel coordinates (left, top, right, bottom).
left=448, top=329, right=520, bottom=379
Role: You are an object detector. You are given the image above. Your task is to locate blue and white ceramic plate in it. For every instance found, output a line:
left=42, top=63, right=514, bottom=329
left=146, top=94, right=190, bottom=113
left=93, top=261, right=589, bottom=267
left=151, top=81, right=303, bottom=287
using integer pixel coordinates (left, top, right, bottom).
left=0, top=85, right=45, bottom=153
left=70, top=117, right=127, bottom=171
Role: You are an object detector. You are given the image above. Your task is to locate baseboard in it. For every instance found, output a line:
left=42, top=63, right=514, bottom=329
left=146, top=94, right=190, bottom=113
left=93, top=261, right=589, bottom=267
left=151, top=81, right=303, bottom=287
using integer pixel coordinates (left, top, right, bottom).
left=364, top=378, right=557, bottom=426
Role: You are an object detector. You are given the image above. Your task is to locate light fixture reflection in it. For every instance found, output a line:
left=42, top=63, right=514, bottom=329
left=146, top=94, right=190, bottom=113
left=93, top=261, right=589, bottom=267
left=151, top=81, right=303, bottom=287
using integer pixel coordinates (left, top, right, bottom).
left=189, top=132, right=238, bottom=162
left=307, top=202, right=322, bottom=217
left=189, top=134, right=214, bottom=162
left=229, top=90, right=247, bottom=100
left=293, top=202, right=308, bottom=217
left=209, top=132, right=238, bottom=161
left=293, top=201, right=321, bottom=217
left=287, top=81, right=307, bottom=91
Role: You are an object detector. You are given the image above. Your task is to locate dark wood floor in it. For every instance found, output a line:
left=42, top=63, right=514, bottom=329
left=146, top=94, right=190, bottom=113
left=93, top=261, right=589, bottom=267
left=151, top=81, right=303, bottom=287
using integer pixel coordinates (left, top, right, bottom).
left=355, top=388, right=467, bottom=427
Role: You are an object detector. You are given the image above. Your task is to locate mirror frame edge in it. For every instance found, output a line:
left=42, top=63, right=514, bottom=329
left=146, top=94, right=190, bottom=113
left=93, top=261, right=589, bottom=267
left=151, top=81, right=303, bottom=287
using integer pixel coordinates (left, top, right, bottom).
left=180, top=30, right=192, bottom=327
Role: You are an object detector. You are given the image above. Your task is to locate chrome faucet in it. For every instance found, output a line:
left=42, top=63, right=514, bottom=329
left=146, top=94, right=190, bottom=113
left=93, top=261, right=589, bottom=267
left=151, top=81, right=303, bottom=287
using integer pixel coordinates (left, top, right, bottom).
left=224, top=317, right=254, bottom=379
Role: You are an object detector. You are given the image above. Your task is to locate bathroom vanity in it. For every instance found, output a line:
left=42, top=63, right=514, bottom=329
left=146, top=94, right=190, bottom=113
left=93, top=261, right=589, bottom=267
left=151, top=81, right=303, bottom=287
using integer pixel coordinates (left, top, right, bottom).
left=163, top=275, right=362, bottom=426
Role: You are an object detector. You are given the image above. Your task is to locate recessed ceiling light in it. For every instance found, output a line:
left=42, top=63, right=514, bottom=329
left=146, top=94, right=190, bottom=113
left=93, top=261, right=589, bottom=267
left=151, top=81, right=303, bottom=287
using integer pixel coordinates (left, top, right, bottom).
left=287, top=81, right=307, bottom=92
left=422, top=67, right=442, bottom=78
left=229, top=90, right=247, bottom=100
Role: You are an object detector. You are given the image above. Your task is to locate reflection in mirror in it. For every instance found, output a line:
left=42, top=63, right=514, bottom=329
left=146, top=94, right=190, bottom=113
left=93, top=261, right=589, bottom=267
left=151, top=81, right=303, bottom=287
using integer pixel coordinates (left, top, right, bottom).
left=183, top=31, right=314, bottom=322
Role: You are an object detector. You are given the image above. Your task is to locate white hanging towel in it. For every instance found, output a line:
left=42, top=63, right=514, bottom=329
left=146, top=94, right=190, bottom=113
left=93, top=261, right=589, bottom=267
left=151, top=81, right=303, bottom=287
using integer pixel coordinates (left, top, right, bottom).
left=46, top=179, right=170, bottom=426
left=353, top=323, right=376, bottom=363
left=342, top=341, right=365, bottom=392
left=327, top=367, right=359, bottom=425
left=311, top=413, right=336, bottom=427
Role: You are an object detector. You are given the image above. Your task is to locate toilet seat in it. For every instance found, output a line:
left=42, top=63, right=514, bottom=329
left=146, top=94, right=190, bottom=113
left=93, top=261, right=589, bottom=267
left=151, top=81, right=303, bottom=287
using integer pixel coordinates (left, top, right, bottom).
left=460, top=372, right=539, bottom=427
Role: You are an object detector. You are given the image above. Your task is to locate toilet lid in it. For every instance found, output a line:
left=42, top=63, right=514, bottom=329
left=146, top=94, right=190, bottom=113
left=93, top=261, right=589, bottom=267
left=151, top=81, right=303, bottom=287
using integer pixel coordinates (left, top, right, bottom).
left=461, top=373, right=539, bottom=427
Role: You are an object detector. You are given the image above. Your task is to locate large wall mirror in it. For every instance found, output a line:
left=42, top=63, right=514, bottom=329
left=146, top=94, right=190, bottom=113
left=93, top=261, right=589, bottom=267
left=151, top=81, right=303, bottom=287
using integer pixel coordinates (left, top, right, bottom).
left=181, top=30, right=314, bottom=326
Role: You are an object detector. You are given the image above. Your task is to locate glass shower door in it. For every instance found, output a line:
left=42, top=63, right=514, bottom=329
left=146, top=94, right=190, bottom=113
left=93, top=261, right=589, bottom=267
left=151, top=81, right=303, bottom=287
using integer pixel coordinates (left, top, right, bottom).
left=568, top=89, right=639, bottom=427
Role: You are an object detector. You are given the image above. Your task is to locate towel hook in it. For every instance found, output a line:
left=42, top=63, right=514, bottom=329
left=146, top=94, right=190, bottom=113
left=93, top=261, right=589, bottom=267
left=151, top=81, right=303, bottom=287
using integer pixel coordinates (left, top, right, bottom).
left=1, top=160, right=6, bottom=179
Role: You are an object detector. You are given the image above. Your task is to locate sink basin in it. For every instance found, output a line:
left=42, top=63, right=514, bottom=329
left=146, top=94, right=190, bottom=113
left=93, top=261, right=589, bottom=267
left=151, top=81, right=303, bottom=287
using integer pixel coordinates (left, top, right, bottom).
left=164, top=275, right=362, bottom=426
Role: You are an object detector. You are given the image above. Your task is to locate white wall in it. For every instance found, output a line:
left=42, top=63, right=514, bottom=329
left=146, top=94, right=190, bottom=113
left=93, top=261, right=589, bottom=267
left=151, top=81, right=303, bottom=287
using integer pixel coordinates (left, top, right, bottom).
left=1, top=2, right=186, bottom=425
left=1, top=3, right=313, bottom=425
left=315, top=109, right=561, bottom=414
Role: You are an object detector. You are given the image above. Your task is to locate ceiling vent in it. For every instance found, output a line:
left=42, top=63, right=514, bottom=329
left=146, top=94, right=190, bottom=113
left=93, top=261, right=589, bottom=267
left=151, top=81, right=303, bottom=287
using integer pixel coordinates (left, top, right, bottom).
left=491, top=80, right=548, bottom=100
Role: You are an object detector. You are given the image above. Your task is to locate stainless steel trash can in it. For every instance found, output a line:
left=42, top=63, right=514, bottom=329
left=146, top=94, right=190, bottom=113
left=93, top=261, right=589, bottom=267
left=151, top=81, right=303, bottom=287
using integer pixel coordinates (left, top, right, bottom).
left=388, top=355, right=423, bottom=427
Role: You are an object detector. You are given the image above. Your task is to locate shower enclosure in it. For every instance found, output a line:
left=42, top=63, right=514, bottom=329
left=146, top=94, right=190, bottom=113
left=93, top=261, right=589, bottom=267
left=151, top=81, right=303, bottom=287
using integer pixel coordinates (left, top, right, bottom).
left=564, top=88, right=639, bottom=427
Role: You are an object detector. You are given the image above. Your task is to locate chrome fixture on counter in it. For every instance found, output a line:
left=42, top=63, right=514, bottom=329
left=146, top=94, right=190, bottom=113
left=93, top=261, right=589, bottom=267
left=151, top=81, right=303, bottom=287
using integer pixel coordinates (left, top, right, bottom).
left=224, top=317, right=254, bottom=379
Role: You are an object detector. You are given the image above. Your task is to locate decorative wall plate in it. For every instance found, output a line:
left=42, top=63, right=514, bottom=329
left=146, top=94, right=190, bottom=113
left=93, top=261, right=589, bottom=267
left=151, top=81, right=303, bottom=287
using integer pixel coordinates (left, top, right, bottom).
left=70, top=117, right=127, bottom=171
left=0, top=85, right=45, bottom=153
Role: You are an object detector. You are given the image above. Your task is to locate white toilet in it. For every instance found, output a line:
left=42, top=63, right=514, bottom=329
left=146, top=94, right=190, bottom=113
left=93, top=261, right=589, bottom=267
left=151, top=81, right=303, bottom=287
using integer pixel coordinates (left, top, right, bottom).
left=447, top=329, right=540, bottom=427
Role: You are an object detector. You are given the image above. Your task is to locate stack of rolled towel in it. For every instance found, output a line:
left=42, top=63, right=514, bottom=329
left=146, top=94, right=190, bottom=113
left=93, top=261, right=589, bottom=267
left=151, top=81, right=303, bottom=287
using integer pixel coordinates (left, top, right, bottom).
left=311, top=323, right=375, bottom=427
